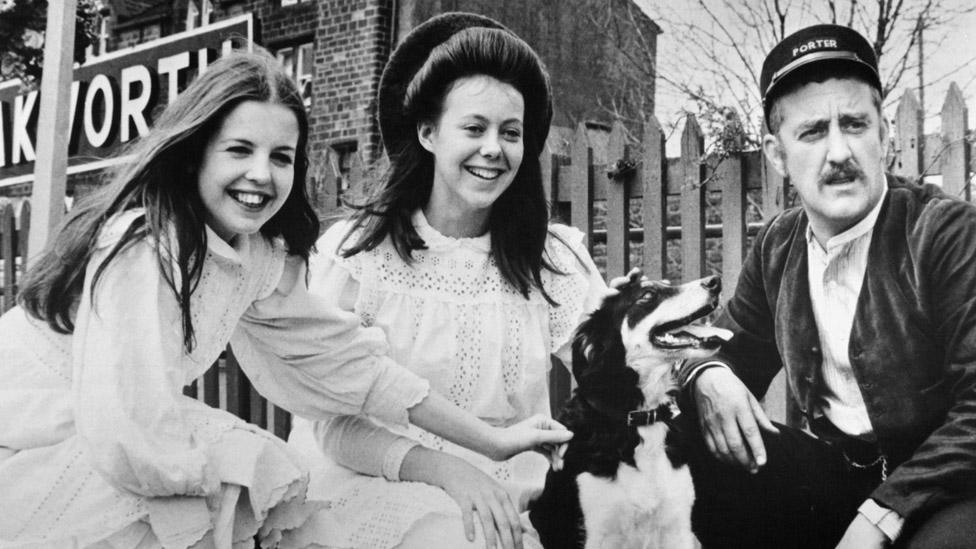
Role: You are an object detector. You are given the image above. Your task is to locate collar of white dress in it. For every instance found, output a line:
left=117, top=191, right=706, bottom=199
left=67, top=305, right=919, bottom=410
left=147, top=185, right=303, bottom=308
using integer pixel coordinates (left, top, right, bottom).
left=202, top=224, right=261, bottom=265
left=412, top=209, right=492, bottom=253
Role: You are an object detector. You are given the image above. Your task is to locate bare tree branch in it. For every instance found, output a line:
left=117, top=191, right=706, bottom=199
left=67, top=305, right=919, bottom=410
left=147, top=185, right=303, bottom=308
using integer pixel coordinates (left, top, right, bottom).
left=612, top=0, right=974, bottom=151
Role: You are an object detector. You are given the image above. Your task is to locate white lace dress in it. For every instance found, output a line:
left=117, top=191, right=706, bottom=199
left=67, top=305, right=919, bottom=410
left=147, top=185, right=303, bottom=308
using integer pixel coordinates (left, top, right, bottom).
left=0, top=210, right=429, bottom=548
left=285, top=211, right=606, bottom=549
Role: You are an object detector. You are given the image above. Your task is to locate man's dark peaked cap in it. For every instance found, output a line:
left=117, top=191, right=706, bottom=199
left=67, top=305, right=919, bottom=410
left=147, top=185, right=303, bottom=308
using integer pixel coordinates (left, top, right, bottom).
left=760, top=24, right=882, bottom=122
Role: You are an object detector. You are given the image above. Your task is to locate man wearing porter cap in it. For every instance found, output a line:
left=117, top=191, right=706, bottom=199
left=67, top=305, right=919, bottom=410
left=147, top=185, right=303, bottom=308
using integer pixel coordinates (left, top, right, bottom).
left=679, top=24, right=976, bottom=548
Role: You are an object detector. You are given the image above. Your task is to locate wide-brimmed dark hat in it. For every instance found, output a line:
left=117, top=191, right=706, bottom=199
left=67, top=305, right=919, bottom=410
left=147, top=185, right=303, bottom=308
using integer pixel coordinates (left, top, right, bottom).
left=760, top=24, right=881, bottom=123
left=377, top=11, right=552, bottom=156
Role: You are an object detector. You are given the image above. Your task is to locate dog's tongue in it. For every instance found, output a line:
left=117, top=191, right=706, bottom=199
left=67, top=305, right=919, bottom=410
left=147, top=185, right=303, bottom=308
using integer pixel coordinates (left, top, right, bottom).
left=671, top=325, right=733, bottom=341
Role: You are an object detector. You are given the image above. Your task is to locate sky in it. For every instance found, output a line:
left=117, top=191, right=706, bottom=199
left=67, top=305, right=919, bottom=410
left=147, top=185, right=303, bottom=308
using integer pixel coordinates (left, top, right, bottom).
left=635, top=0, right=976, bottom=153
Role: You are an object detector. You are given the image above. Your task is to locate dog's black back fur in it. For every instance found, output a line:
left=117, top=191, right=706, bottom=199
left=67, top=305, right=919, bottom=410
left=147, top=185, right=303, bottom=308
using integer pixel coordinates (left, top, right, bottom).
left=529, top=278, right=690, bottom=549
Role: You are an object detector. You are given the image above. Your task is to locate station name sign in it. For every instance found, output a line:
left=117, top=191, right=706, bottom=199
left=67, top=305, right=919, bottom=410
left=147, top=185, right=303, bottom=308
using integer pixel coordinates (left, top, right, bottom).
left=0, top=14, right=253, bottom=186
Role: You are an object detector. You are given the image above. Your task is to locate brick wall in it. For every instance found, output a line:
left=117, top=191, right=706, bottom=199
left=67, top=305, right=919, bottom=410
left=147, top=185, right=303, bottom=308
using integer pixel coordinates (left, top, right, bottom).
left=406, top=0, right=659, bottom=129
left=309, top=0, right=393, bottom=163
left=47, top=0, right=394, bottom=205
left=213, top=0, right=394, bottom=195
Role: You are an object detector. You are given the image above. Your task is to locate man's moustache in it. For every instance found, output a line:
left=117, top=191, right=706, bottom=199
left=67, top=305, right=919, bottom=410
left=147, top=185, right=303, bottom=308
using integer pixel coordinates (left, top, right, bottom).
left=820, top=163, right=865, bottom=184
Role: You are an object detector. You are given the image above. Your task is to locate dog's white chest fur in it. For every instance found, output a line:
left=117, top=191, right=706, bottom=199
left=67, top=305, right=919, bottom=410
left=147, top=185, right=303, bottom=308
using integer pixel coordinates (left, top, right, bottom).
left=575, top=423, right=696, bottom=549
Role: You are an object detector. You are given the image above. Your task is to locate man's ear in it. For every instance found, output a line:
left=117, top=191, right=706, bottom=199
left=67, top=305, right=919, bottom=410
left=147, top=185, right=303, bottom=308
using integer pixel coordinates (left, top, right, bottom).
left=762, top=133, right=788, bottom=177
left=417, top=122, right=436, bottom=153
left=880, top=116, right=891, bottom=159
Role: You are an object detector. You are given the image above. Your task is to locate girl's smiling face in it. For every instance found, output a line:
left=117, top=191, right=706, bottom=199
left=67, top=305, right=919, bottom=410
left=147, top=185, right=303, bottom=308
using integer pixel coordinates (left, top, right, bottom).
left=197, top=100, right=299, bottom=243
left=418, top=75, right=525, bottom=237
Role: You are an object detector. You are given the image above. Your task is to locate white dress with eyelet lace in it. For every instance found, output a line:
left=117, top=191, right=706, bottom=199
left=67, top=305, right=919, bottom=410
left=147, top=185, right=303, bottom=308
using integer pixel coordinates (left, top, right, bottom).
left=284, top=211, right=606, bottom=549
left=0, top=209, right=429, bottom=548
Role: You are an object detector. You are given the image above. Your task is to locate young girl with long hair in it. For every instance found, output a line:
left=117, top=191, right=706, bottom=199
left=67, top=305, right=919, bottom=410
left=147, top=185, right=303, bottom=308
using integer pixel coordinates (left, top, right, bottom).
left=286, top=14, right=606, bottom=549
left=0, top=48, right=569, bottom=548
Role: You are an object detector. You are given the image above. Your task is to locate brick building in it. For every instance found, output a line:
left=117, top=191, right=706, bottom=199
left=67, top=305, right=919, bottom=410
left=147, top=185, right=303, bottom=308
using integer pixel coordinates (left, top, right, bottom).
left=0, top=0, right=659, bottom=213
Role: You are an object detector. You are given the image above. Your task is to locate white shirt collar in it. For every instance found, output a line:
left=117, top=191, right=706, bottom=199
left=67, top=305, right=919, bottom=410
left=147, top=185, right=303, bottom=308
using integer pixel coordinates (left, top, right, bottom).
left=806, top=182, right=888, bottom=253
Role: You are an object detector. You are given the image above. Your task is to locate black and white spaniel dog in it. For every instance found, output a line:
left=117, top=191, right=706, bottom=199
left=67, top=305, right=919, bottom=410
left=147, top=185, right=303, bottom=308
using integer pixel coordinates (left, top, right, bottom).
left=530, top=271, right=730, bottom=549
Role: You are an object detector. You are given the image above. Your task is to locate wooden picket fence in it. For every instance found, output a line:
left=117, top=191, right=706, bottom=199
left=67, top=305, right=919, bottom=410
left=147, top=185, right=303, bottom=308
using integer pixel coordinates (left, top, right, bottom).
left=2, top=83, right=972, bottom=438
left=536, top=116, right=791, bottom=420
left=0, top=199, right=29, bottom=314
left=308, top=113, right=792, bottom=421
left=891, top=82, right=971, bottom=198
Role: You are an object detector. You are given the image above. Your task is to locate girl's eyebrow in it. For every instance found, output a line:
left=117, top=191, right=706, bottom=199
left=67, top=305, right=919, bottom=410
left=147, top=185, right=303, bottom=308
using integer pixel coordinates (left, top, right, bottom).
left=219, top=137, right=254, bottom=146
left=461, top=114, right=524, bottom=125
left=221, top=137, right=296, bottom=151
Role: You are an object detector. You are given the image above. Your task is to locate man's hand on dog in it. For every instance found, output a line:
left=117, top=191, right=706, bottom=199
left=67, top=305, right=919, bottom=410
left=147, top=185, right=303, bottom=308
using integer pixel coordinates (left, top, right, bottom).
left=693, top=367, right=779, bottom=473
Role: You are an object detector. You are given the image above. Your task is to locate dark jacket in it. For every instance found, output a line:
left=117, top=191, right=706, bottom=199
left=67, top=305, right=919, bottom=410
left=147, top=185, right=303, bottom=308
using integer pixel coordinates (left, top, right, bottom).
left=684, top=175, right=976, bottom=520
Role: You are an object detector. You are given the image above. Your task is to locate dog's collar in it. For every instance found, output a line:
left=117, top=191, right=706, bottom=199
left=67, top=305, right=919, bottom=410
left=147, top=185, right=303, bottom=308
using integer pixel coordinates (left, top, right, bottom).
left=627, top=400, right=681, bottom=427
left=626, top=359, right=683, bottom=372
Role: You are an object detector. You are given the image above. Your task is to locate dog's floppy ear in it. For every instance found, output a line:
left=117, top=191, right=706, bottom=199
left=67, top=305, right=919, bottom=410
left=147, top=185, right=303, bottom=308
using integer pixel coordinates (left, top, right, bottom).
left=571, top=271, right=650, bottom=382
left=570, top=301, right=645, bottom=416
left=570, top=320, right=594, bottom=382
left=571, top=295, right=630, bottom=383
left=571, top=271, right=647, bottom=380
left=569, top=274, right=647, bottom=411
left=572, top=303, right=614, bottom=381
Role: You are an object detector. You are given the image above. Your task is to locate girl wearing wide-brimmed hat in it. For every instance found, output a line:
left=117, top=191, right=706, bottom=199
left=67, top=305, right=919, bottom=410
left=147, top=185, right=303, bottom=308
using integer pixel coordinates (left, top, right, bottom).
left=287, top=12, right=606, bottom=549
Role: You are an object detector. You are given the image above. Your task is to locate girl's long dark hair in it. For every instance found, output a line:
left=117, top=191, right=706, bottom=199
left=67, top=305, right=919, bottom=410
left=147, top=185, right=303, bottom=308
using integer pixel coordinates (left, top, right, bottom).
left=341, top=28, right=569, bottom=304
left=18, top=49, right=319, bottom=351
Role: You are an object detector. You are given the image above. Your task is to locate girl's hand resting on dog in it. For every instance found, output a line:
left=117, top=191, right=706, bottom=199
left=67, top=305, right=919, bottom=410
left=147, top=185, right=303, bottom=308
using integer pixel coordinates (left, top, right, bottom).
left=401, top=447, right=524, bottom=549
left=693, top=366, right=779, bottom=473
left=485, top=415, right=573, bottom=462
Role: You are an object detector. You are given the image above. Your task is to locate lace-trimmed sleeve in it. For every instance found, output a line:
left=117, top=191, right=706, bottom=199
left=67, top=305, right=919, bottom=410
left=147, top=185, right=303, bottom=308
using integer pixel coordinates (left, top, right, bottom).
left=544, top=224, right=607, bottom=364
left=230, top=221, right=430, bottom=426
left=300, top=220, right=422, bottom=482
